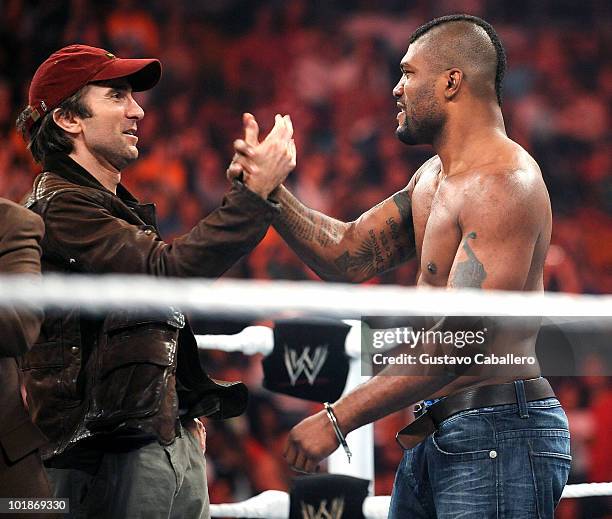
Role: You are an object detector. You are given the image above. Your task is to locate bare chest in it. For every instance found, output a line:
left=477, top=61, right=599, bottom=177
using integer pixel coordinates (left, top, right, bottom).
left=411, top=173, right=463, bottom=287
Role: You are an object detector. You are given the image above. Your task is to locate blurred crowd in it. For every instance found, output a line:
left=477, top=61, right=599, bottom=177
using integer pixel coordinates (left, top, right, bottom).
left=1, top=0, right=610, bottom=517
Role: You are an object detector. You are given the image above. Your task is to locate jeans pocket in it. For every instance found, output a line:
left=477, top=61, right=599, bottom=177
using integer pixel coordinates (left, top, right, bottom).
left=431, top=433, right=495, bottom=461
left=430, top=413, right=496, bottom=461
left=529, top=446, right=571, bottom=519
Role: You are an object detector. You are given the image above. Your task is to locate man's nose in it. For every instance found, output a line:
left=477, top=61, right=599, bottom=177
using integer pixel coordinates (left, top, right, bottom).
left=393, top=78, right=404, bottom=98
left=127, top=95, right=145, bottom=120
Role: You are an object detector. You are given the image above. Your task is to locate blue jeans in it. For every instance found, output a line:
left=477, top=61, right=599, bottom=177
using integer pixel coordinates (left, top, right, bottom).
left=389, top=395, right=571, bottom=518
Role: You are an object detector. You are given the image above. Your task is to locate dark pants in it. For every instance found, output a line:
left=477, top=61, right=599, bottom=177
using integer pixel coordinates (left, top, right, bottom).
left=389, top=395, right=571, bottom=518
left=46, top=428, right=209, bottom=519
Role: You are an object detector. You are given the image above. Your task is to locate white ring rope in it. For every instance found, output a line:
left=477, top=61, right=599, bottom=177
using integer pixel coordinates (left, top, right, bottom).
left=562, top=483, right=612, bottom=498
left=209, top=483, right=612, bottom=517
left=1, top=274, right=612, bottom=317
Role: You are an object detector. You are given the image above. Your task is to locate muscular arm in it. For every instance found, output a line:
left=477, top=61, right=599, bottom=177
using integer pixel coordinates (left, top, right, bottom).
left=273, top=181, right=416, bottom=282
left=285, top=169, right=548, bottom=471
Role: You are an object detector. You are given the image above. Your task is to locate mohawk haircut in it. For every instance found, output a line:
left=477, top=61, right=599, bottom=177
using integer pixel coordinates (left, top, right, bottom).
left=409, top=14, right=507, bottom=106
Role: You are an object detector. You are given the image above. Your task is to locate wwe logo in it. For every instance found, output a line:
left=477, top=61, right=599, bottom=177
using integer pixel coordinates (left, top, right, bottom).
left=284, top=345, right=328, bottom=386
left=300, top=498, right=345, bottom=519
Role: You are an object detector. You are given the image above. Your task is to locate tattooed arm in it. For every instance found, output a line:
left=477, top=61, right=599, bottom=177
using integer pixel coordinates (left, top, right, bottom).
left=448, top=171, right=544, bottom=291
left=229, top=118, right=425, bottom=281
left=273, top=177, right=417, bottom=283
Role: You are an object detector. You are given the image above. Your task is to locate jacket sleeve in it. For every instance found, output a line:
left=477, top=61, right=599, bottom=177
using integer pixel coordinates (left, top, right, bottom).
left=43, top=181, right=280, bottom=277
left=0, top=200, right=44, bottom=357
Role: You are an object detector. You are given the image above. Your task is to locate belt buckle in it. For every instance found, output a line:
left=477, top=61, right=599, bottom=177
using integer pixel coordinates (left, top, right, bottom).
left=413, top=402, right=426, bottom=419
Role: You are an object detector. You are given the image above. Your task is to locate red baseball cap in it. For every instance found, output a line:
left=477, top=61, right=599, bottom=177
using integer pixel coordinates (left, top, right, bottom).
left=22, top=44, right=161, bottom=135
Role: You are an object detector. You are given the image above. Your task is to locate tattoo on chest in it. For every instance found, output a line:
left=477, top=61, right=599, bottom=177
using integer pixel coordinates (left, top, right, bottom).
left=451, top=232, right=487, bottom=288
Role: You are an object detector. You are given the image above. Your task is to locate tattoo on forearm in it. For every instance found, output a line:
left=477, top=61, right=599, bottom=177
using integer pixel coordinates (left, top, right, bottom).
left=316, top=216, right=340, bottom=247
left=282, top=203, right=316, bottom=242
left=451, top=232, right=487, bottom=288
left=334, top=229, right=385, bottom=277
left=280, top=197, right=344, bottom=249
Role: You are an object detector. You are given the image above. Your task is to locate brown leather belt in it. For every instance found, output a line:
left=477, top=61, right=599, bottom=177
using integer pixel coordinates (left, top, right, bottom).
left=396, top=377, right=556, bottom=450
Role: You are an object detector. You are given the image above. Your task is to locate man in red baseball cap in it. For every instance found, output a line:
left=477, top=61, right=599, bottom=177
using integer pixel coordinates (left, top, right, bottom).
left=17, top=44, right=296, bottom=519
left=18, top=44, right=161, bottom=167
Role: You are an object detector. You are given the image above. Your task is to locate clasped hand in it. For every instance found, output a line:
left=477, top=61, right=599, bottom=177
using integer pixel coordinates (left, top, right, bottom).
left=227, top=113, right=297, bottom=199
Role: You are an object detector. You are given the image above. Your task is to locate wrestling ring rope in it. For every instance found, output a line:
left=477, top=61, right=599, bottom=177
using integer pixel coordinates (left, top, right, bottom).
left=1, top=274, right=611, bottom=317
left=1, top=274, right=610, bottom=516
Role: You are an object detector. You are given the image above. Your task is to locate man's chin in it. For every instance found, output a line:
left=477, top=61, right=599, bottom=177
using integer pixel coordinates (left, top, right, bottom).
left=123, top=147, right=139, bottom=165
left=395, top=126, right=417, bottom=145
left=112, top=150, right=139, bottom=171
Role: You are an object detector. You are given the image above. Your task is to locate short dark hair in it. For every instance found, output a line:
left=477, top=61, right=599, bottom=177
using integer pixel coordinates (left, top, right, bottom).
left=16, top=87, right=92, bottom=164
left=408, top=14, right=507, bottom=106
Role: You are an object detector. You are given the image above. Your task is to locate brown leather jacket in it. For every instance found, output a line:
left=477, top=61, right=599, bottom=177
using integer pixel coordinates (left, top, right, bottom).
left=0, top=198, right=48, bottom=471
left=23, top=153, right=279, bottom=460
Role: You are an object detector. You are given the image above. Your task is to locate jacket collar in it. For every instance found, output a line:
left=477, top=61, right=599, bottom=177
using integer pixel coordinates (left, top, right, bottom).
left=43, top=153, right=139, bottom=205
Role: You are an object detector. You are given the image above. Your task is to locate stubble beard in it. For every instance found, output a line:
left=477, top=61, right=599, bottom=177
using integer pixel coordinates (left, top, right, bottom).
left=91, top=139, right=139, bottom=172
left=396, top=85, right=445, bottom=146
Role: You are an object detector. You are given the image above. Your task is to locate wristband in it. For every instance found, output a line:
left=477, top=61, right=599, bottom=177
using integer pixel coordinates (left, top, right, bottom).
left=323, top=402, right=352, bottom=463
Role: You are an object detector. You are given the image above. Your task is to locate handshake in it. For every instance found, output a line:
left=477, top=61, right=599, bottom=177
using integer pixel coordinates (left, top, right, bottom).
left=226, top=113, right=296, bottom=200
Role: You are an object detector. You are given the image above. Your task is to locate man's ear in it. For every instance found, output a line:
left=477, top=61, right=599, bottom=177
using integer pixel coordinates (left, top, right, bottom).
left=52, top=109, right=83, bottom=136
left=444, top=68, right=463, bottom=100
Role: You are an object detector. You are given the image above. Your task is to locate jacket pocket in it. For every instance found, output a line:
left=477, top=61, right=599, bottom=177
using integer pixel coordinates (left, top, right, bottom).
left=22, top=341, right=82, bottom=406
left=85, top=319, right=179, bottom=433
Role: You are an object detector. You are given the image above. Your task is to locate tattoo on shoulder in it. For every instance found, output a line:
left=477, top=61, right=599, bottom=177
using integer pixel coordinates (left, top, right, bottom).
left=391, top=192, right=416, bottom=260
left=392, top=192, right=412, bottom=223
left=451, top=232, right=487, bottom=288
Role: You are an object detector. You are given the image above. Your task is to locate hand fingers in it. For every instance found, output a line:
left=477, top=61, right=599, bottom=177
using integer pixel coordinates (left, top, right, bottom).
left=303, top=458, right=320, bottom=474
left=276, top=114, right=292, bottom=140
left=226, top=160, right=243, bottom=181
left=195, top=419, right=207, bottom=452
left=243, top=113, right=260, bottom=146
left=292, top=453, right=319, bottom=474
left=292, top=451, right=309, bottom=473
left=265, top=114, right=288, bottom=141
left=288, top=139, right=297, bottom=167
left=233, top=139, right=254, bottom=157
left=283, top=115, right=294, bottom=137
left=231, top=155, right=258, bottom=175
